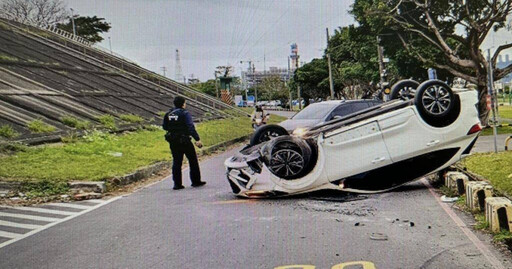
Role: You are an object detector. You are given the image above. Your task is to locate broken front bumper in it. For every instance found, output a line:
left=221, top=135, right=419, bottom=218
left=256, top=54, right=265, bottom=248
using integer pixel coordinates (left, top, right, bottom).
left=224, top=145, right=288, bottom=198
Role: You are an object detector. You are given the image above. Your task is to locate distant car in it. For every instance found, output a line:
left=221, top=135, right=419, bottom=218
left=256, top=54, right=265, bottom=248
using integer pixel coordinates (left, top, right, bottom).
left=250, top=99, right=382, bottom=146
left=225, top=80, right=481, bottom=198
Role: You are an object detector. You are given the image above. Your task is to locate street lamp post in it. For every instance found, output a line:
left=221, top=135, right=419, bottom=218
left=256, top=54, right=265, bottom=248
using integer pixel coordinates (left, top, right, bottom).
left=70, top=8, right=76, bottom=36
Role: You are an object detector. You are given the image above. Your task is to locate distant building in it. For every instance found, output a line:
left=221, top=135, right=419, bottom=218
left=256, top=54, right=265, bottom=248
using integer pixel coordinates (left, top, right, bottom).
left=497, top=54, right=512, bottom=83
left=241, top=66, right=292, bottom=89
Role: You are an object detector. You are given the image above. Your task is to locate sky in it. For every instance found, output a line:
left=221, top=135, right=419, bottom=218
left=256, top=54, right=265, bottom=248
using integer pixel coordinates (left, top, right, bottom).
left=63, top=0, right=355, bottom=82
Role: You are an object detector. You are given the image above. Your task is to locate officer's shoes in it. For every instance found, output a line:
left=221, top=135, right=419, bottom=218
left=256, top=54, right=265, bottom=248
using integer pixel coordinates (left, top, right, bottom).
left=191, top=182, right=206, bottom=187
left=173, top=185, right=185, bottom=190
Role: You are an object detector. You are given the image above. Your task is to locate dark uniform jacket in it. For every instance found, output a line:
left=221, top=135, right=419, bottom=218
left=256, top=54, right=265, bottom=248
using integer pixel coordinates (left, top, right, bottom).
left=162, top=108, right=200, bottom=141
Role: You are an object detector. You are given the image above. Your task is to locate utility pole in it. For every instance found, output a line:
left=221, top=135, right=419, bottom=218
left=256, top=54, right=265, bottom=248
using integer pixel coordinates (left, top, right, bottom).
left=296, top=55, right=301, bottom=110
left=214, top=71, right=220, bottom=99
left=175, top=49, right=183, bottom=83
left=288, top=56, right=292, bottom=109
left=487, top=49, right=498, bottom=153
left=70, top=8, right=76, bottom=36
left=160, top=66, right=167, bottom=77
left=376, top=36, right=388, bottom=101
left=253, top=63, right=257, bottom=104
left=326, top=28, right=335, bottom=100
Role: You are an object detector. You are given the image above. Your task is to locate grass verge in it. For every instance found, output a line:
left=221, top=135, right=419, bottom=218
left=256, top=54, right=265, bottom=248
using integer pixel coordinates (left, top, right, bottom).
left=0, top=125, right=19, bottom=138
left=0, top=115, right=286, bottom=186
left=462, top=151, right=512, bottom=196
left=27, top=120, right=56, bottom=133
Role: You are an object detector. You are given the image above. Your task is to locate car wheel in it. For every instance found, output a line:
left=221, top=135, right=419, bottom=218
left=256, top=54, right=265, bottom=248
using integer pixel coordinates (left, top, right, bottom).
left=390, top=79, right=419, bottom=100
left=261, top=136, right=312, bottom=180
left=414, top=80, right=459, bottom=127
left=250, top=124, right=288, bottom=146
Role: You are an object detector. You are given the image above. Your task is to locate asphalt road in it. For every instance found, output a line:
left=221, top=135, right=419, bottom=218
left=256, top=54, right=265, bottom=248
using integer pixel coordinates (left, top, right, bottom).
left=0, top=146, right=511, bottom=269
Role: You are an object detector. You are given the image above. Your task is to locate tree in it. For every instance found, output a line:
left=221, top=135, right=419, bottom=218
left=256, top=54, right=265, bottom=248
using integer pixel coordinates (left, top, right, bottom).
left=0, top=0, right=68, bottom=25
left=291, top=58, right=331, bottom=105
left=191, top=79, right=217, bottom=97
left=352, top=0, right=512, bottom=124
left=56, top=15, right=111, bottom=43
left=257, top=75, right=289, bottom=102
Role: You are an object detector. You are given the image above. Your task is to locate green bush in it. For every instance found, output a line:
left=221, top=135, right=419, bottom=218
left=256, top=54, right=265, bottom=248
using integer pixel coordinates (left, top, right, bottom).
left=97, top=115, right=117, bottom=131
left=119, top=114, right=144, bottom=124
left=61, top=116, right=90, bottom=129
left=157, top=111, right=167, bottom=117
left=27, top=120, right=56, bottom=133
left=0, top=125, right=19, bottom=138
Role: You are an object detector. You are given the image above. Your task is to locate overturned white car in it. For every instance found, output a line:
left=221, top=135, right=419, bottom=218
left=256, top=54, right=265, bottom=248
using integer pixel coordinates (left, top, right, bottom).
left=225, top=80, right=482, bottom=198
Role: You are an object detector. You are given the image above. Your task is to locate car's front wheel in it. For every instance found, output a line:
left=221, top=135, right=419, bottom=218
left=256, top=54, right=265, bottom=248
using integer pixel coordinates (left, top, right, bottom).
left=250, top=124, right=288, bottom=146
left=261, top=136, right=313, bottom=180
left=414, top=80, right=460, bottom=127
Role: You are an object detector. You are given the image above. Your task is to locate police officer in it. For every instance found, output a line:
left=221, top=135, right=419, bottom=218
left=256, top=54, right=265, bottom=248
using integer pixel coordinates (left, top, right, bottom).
left=163, top=96, right=205, bottom=190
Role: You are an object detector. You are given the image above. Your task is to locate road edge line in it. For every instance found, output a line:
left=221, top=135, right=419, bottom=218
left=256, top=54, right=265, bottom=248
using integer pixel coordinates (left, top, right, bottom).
left=421, top=178, right=505, bottom=269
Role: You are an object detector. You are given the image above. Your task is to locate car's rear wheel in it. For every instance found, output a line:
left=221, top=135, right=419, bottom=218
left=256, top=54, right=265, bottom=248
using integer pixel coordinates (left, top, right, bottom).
left=250, top=124, right=288, bottom=146
left=414, top=80, right=459, bottom=127
left=390, top=79, right=419, bottom=100
left=261, top=136, right=313, bottom=180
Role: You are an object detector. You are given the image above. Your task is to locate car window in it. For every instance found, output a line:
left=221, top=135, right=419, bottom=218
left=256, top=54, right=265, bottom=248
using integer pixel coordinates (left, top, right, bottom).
left=292, top=103, right=340, bottom=120
left=330, top=102, right=368, bottom=119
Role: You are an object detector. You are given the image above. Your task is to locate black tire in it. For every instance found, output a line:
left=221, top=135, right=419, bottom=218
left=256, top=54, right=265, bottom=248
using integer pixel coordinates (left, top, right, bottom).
left=249, top=124, right=288, bottom=146
left=261, top=136, right=312, bottom=180
left=414, top=80, right=459, bottom=127
left=390, top=79, right=420, bottom=100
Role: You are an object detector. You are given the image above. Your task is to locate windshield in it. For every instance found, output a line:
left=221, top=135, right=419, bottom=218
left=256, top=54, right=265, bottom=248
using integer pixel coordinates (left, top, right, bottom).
left=292, top=103, right=339, bottom=120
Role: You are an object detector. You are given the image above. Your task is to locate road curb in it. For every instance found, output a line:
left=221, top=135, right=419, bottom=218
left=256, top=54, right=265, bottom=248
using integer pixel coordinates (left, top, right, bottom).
left=108, top=134, right=251, bottom=186
left=0, top=135, right=251, bottom=195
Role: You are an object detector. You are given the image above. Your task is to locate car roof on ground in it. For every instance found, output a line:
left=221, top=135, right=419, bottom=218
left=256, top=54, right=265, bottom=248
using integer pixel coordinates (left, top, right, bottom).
left=313, top=99, right=378, bottom=105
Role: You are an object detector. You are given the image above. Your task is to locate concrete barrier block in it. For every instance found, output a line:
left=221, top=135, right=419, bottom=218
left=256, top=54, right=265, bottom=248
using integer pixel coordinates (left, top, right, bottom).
left=445, top=172, right=469, bottom=195
left=485, top=197, right=512, bottom=233
left=465, top=181, right=493, bottom=211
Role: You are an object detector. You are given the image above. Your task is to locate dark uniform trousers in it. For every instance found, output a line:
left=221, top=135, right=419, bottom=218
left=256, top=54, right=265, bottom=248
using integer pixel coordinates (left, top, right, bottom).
left=169, top=136, right=201, bottom=186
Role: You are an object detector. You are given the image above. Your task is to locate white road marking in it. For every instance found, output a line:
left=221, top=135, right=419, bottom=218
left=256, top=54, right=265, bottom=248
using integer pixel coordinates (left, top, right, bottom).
left=46, top=203, right=91, bottom=210
left=0, top=197, right=122, bottom=249
left=0, top=230, right=23, bottom=239
left=84, top=199, right=104, bottom=204
left=0, top=220, right=43, bottom=230
left=422, top=178, right=505, bottom=269
left=1, top=206, right=75, bottom=216
left=0, top=212, right=61, bottom=222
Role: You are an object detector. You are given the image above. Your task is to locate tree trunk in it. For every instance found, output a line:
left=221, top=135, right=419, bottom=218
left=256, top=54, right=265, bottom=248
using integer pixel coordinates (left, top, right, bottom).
left=477, top=84, right=490, bottom=126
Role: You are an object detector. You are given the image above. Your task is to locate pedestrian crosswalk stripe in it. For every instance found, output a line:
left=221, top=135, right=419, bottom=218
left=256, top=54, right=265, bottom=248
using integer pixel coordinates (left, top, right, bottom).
left=0, top=220, right=43, bottom=230
left=0, top=212, right=61, bottom=222
left=0, top=197, right=121, bottom=250
left=0, top=230, right=22, bottom=239
left=5, top=206, right=75, bottom=216
left=46, top=203, right=91, bottom=210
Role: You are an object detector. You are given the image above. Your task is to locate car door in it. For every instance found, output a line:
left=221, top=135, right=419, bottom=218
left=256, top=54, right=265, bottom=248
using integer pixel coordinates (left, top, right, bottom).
left=378, top=106, right=444, bottom=163
left=322, top=120, right=392, bottom=181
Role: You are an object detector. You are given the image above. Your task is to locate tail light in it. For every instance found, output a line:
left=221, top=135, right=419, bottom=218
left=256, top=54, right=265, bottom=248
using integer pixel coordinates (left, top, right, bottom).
left=467, top=123, right=482, bottom=135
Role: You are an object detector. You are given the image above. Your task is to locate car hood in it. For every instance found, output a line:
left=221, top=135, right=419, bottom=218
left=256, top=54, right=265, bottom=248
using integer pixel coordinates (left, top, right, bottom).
left=279, top=119, right=322, bottom=133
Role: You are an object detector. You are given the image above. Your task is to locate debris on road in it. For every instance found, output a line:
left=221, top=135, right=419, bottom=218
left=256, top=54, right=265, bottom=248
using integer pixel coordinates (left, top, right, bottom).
left=370, top=233, right=388, bottom=241
left=440, top=195, right=459, bottom=203
left=74, top=192, right=102, bottom=200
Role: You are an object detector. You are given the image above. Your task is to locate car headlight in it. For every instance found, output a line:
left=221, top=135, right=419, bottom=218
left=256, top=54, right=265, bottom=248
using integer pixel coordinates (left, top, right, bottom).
left=292, top=127, right=308, bottom=137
